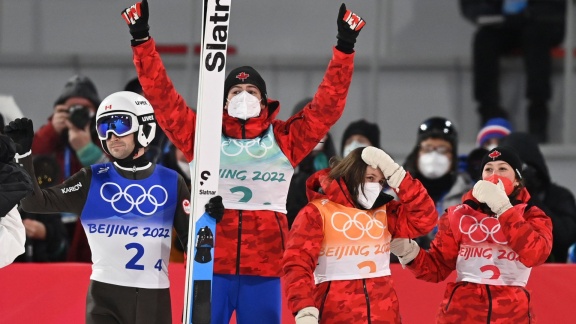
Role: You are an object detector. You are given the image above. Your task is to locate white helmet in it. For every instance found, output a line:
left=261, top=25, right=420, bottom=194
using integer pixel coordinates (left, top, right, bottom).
left=95, top=91, right=157, bottom=155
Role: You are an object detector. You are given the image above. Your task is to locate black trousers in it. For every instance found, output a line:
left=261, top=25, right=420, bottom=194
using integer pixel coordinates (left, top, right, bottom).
left=86, top=280, right=172, bottom=324
left=472, top=17, right=564, bottom=118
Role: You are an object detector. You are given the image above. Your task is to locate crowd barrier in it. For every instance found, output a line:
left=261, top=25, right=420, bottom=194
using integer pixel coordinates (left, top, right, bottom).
left=0, top=263, right=574, bottom=323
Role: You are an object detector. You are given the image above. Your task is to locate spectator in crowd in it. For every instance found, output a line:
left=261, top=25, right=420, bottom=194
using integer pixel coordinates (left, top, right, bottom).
left=403, top=116, right=472, bottom=249
left=465, top=117, right=513, bottom=182
left=15, top=155, right=68, bottom=262
left=391, top=146, right=552, bottom=323
left=340, top=119, right=380, bottom=157
left=286, top=97, right=337, bottom=228
left=459, top=0, right=565, bottom=142
left=283, top=146, right=436, bottom=324
left=120, top=1, right=366, bottom=323
left=0, top=133, right=33, bottom=268
left=500, top=132, right=576, bottom=262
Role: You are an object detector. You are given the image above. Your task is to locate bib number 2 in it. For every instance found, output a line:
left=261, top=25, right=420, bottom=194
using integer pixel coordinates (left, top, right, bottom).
left=125, top=242, right=163, bottom=271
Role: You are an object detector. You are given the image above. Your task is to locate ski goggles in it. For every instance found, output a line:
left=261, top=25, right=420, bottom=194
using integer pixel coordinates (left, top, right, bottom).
left=96, top=113, right=138, bottom=140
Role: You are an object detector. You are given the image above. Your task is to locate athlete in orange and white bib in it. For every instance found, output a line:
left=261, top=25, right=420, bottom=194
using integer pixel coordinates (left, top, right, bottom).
left=391, top=146, right=553, bottom=324
left=283, top=146, right=437, bottom=324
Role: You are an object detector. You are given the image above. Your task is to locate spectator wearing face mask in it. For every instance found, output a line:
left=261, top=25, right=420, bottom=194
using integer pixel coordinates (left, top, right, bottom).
left=340, top=119, right=381, bottom=157
left=403, top=117, right=473, bottom=249
left=500, top=132, right=576, bottom=262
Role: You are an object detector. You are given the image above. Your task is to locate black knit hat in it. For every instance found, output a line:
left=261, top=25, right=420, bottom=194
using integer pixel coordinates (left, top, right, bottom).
left=341, top=119, right=380, bottom=153
left=224, top=66, right=267, bottom=104
left=54, top=75, right=100, bottom=109
left=481, top=146, right=523, bottom=180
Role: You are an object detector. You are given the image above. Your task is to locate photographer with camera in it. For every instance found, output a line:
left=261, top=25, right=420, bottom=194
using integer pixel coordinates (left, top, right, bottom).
left=31, top=74, right=108, bottom=262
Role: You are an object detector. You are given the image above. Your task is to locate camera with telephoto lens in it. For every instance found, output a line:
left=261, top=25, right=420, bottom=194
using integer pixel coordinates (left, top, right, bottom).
left=68, top=105, right=92, bottom=129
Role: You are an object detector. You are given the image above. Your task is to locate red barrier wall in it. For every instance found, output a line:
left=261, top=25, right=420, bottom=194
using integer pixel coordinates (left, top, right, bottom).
left=0, top=263, right=574, bottom=323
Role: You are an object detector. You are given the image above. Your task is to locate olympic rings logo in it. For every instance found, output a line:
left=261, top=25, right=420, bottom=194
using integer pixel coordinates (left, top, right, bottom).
left=459, top=215, right=507, bottom=244
left=221, top=134, right=274, bottom=158
left=100, top=182, right=168, bottom=216
left=331, top=210, right=386, bottom=241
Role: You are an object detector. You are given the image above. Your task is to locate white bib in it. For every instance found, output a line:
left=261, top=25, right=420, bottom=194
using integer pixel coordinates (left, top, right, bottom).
left=219, top=126, right=294, bottom=213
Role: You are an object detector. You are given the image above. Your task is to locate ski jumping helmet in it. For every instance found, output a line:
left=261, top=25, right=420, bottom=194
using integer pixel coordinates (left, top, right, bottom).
left=95, top=91, right=156, bottom=156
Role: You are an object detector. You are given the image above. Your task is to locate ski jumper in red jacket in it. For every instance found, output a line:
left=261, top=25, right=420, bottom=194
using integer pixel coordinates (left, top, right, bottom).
left=405, top=186, right=552, bottom=323
left=283, top=163, right=437, bottom=324
left=131, top=37, right=355, bottom=323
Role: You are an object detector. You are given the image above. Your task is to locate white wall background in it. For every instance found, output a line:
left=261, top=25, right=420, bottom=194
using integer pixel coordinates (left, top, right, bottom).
left=1, top=0, right=575, bottom=193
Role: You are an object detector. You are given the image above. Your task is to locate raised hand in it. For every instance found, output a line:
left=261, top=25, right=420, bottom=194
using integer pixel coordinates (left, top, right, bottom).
left=121, top=0, right=150, bottom=40
left=361, top=146, right=406, bottom=189
left=336, top=3, right=366, bottom=52
left=4, top=118, right=34, bottom=155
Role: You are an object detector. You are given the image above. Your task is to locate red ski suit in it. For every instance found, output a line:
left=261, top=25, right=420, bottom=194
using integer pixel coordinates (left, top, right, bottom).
left=132, top=38, right=355, bottom=277
left=283, top=169, right=437, bottom=323
left=406, top=189, right=552, bottom=323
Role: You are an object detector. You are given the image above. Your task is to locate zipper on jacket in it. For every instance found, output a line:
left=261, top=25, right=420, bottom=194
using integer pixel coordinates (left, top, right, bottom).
left=274, top=212, right=285, bottom=250
left=318, top=282, right=331, bottom=322
left=240, top=120, right=246, bottom=139
left=521, top=287, right=532, bottom=323
left=363, top=279, right=372, bottom=324
left=444, top=282, right=464, bottom=312
left=485, top=284, right=492, bottom=324
left=236, top=210, right=243, bottom=275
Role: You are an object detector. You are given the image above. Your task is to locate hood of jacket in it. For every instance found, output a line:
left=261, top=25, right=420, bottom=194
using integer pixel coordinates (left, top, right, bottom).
left=500, top=132, right=551, bottom=186
left=305, top=168, right=356, bottom=208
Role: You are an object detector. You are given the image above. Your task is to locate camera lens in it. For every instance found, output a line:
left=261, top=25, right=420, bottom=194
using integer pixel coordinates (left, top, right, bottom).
left=69, top=105, right=92, bottom=129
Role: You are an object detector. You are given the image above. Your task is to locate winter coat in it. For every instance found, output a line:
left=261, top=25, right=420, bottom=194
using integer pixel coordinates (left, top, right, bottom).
left=406, top=189, right=552, bottom=323
left=283, top=169, right=437, bottom=323
left=132, top=38, right=355, bottom=277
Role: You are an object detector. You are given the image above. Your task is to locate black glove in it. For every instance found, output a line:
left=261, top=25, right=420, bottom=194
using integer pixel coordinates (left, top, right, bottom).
left=121, top=0, right=150, bottom=40
left=3, top=118, right=34, bottom=155
left=336, top=3, right=366, bottom=53
left=205, top=196, right=224, bottom=223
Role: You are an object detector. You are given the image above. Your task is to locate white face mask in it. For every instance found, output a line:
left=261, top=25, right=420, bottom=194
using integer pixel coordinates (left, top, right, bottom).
left=343, top=140, right=367, bottom=157
left=357, top=182, right=382, bottom=209
left=418, top=151, right=451, bottom=179
left=227, top=91, right=261, bottom=120
left=177, top=161, right=191, bottom=179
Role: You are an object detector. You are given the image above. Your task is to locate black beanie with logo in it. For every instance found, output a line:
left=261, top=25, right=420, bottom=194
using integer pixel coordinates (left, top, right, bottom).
left=481, top=146, right=523, bottom=180
left=223, top=66, right=267, bottom=105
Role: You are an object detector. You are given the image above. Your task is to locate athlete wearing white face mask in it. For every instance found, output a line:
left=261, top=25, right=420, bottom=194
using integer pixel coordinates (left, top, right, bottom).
left=284, top=146, right=437, bottom=323
left=227, top=90, right=262, bottom=120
